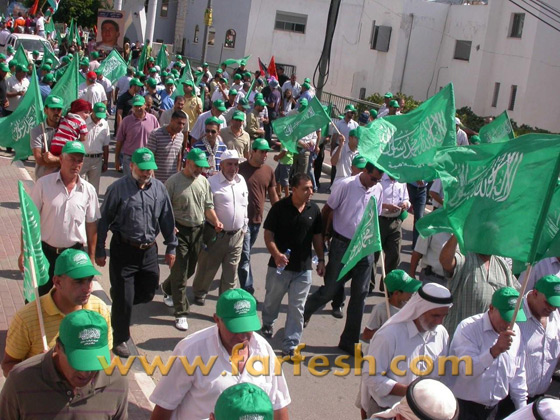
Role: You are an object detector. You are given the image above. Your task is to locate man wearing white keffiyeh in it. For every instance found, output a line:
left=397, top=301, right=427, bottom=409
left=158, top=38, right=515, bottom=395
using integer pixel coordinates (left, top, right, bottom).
left=360, top=283, right=453, bottom=418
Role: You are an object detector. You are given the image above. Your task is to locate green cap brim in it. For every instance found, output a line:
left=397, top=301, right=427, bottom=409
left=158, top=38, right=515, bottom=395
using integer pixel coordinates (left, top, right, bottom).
left=66, top=345, right=111, bottom=371
left=402, top=278, right=422, bottom=293
left=65, top=264, right=101, bottom=279
left=95, top=111, right=106, bottom=119
left=192, top=158, right=210, bottom=168
left=546, top=295, right=560, bottom=307
left=500, top=307, right=526, bottom=323
left=222, top=313, right=261, bottom=334
left=136, top=161, right=158, bottom=170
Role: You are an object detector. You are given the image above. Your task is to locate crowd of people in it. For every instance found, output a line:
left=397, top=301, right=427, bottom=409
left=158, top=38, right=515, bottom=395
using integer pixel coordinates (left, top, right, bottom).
left=0, top=12, right=559, bottom=420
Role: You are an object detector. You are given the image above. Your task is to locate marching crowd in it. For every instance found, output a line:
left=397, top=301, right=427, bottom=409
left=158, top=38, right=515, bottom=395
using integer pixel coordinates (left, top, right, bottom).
left=0, top=14, right=559, bottom=420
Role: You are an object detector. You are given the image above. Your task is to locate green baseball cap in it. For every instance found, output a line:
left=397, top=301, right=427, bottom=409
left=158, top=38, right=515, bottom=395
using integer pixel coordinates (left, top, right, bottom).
left=132, top=95, right=146, bottom=106
left=345, top=104, right=357, bottom=113
left=44, top=58, right=54, bottom=66
left=135, top=71, right=145, bottom=78
left=149, top=67, right=157, bottom=73
left=43, top=73, right=55, bottom=83
left=93, top=102, right=107, bottom=119
left=384, top=92, right=394, bottom=98
left=132, top=147, right=158, bottom=170
left=470, top=135, right=481, bottom=145
left=255, top=93, right=264, bottom=100
left=45, top=95, right=64, bottom=109
left=349, top=127, right=361, bottom=139
left=535, top=275, right=560, bottom=307
left=15, top=64, right=27, bottom=73
left=0, top=53, right=6, bottom=60
left=161, top=71, right=169, bottom=77
left=40, top=64, right=51, bottom=71
left=213, top=100, right=227, bottom=112
left=352, top=154, right=367, bottom=169
left=173, top=61, right=181, bottom=67
left=80, top=58, right=90, bottom=66
left=146, top=77, right=157, bottom=88
left=91, top=51, right=99, bottom=59
left=389, top=100, right=400, bottom=108
left=9, top=60, right=18, bottom=68
left=61, top=141, right=86, bottom=155
left=0, top=63, right=9, bottom=72
left=252, top=138, right=271, bottom=151
left=148, top=56, right=155, bottom=62
left=164, top=77, right=175, bottom=85
left=233, top=73, right=242, bottom=80
left=129, top=78, right=143, bottom=87
left=299, top=98, right=309, bottom=109
left=215, top=68, right=223, bottom=74
left=492, top=287, right=526, bottom=322
left=214, top=383, right=273, bottom=420
left=61, top=56, right=71, bottom=64
left=205, top=116, right=222, bottom=126
left=182, top=79, right=194, bottom=87
left=232, top=110, right=245, bottom=121
left=304, top=77, right=311, bottom=83
left=302, top=82, right=311, bottom=89
left=384, top=269, right=422, bottom=294
left=370, top=109, right=378, bottom=118
left=58, top=309, right=110, bottom=371
left=228, top=88, right=238, bottom=96
left=94, top=68, right=103, bottom=75
left=7, top=46, right=15, bottom=53
left=243, top=71, right=251, bottom=78
left=176, top=54, right=182, bottom=60
left=238, top=97, right=250, bottom=109
left=54, top=248, right=100, bottom=278
left=255, top=99, right=266, bottom=107
left=186, top=148, right=210, bottom=168
left=216, top=288, right=261, bottom=333
left=32, top=49, right=39, bottom=56
left=202, top=62, right=209, bottom=67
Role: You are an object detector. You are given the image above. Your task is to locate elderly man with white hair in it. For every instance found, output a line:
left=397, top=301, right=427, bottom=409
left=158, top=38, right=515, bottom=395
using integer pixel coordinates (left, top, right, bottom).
left=361, top=283, right=453, bottom=418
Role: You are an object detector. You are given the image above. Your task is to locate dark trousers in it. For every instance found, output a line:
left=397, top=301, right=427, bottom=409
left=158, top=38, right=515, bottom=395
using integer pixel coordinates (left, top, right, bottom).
left=237, top=222, right=260, bottom=294
left=161, top=223, right=203, bottom=317
left=407, top=184, right=427, bottom=248
left=40, top=242, right=84, bottom=297
left=375, top=217, right=402, bottom=272
left=313, top=141, right=325, bottom=187
left=109, top=234, right=159, bottom=345
left=457, top=399, right=497, bottom=420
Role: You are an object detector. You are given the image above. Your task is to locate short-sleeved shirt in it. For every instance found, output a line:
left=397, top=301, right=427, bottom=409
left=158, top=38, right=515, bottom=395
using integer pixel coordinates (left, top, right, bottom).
left=264, top=195, right=322, bottom=272
left=189, top=109, right=227, bottom=141
left=83, top=116, right=111, bottom=154
left=79, top=82, right=107, bottom=107
left=365, top=302, right=399, bottom=332
left=239, top=161, right=276, bottom=224
left=192, top=137, right=227, bottom=176
left=6, top=75, right=29, bottom=111
left=147, top=126, right=184, bottom=184
left=413, top=232, right=451, bottom=276
left=116, top=90, right=134, bottom=118
left=116, top=112, right=160, bottom=156
left=208, top=171, right=248, bottom=231
left=50, top=113, right=88, bottom=155
left=165, top=171, right=214, bottom=227
left=30, top=123, right=58, bottom=179
left=220, top=126, right=250, bottom=158
left=5, top=288, right=112, bottom=360
left=115, top=75, right=132, bottom=97
left=333, top=142, right=357, bottom=181
left=31, top=172, right=100, bottom=248
left=182, top=95, right=202, bottom=129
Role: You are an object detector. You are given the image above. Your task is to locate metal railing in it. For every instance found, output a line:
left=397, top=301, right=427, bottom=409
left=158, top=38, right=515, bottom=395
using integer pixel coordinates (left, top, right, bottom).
left=320, top=91, right=380, bottom=117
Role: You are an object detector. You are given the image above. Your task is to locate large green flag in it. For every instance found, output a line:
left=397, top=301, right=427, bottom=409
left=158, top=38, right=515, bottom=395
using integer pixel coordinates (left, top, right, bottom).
left=97, top=49, right=127, bottom=84
left=50, top=56, right=80, bottom=114
left=18, top=181, right=50, bottom=302
left=271, top=96, right=332, bottom=153
left=156, top=44, right=168, bottom=71
left=137, top=44, right=148, bottom=73
left=172, top=59, right=194, bottom=98
left=45, top=19, right=55, bottom=35
left=359, top=83, right=457, bottom=182
left=338, top=197, right=382, bottom=280
left=0, top=68, right=44, bottom=160
left=416, top=134, right=560, bottom=263
left=14, top=44, right=30, bottom=68
left=42, top=44, right=60, bottom=67
left=222, top=54, right=251, bottom=67
left=478, top=111, right=515, bottom=144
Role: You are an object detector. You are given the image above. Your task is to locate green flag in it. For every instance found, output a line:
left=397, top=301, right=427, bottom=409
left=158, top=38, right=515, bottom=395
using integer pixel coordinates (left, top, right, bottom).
left=50, top=56, right=80, bottom=114
left=137, top=44, right=148, bottom=73
left=0, top=67, right=44, bottom=160
left=42, top=44, right=59, bottom=67
left=416, top=134, right=560, bottom=263
left=222, top=54, right=251, bottom=67
left=338, top=197, right=382, bottom=280
left=45, top=19, right=55, bottom=35
left=18, top=181, right=50, bottom=302
left=172, top=59, right=194, bottom=98
left=97, top=49, right=127, bottom=84
left=271, top=96, right=332, bottom=153
left=359, top=83, right=457, bottom=182
left=14, top=43, right=30, bottom=68
left=156, top=44, right=168, bottom=71
left=478, top=111, right=515, bottom=144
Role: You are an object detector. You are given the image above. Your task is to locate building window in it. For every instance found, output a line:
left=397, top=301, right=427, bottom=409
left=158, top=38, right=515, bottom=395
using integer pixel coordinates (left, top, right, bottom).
left=509, top=13, right=525, bottom=38
left=453, top=40, right=472, bottom=61
left=491, top=82, right=500, bottom=107
left=508, top=85, right=518, bottom=111
left=276, top=62, right=296, bottom=77
left=275, top=11, right=307, bottom=34
left=193, top=25, right=199, bottom=43
left=208, top=27, right=215, bottom=46
left=225, top=29, right=236, bottom=48
left=370, top=24, right=392, bottom=52
left=160, top=0, right=169, bottom=17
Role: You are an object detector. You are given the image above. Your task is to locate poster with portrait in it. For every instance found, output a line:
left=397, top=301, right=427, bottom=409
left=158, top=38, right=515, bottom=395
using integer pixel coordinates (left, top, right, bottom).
left=96, top=9, right=126, bottom=53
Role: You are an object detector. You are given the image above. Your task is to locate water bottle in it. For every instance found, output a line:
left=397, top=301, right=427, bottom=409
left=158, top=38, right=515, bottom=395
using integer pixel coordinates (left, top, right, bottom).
left=312, top=255, right=319, bottom=268
left=276, top=249, right=291, bottom=274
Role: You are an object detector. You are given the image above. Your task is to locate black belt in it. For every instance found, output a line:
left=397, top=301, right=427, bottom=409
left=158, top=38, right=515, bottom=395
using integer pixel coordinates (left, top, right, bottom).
left=206, top=222, right=241, bottom=236
left=42, top=241, right=83, bottom=255
left=119, top=235, right=155, bottom=249
left=424, top=265, right=445, bottom=279
left=332, top=231, right=351, bottom=243
left=85, top=153, right=103, bottom=158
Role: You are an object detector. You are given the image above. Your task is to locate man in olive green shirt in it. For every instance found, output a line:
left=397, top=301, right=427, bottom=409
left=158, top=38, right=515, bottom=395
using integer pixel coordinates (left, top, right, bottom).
left=162, top=148, right=223, bottom=331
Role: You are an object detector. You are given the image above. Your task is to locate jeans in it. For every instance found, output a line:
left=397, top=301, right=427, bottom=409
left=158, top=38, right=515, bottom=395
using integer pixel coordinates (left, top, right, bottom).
left=407, top=183, right=427, bottom=248
left=262, top=267, right=312, bottom=352
left=122, top=154, right=132, bottom=177
left=237, top=223, right=261, bottom=294
left=307, top=151, right=318, bottom=191
left=304, top=236, right=374, bottom=346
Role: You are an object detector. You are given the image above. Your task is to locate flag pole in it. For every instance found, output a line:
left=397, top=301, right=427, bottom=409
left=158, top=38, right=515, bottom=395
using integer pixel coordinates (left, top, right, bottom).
left=28, top=255, right=48, bottom=352
left=41, top=122, right=48, bottom=152
left=508, top=263, right=533, bottom=329
left=378, top=251, right=391, bottom=319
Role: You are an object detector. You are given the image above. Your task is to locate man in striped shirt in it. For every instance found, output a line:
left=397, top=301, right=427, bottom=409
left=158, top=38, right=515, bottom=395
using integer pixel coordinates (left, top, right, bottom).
left=192, top=117, right=227, bottom=177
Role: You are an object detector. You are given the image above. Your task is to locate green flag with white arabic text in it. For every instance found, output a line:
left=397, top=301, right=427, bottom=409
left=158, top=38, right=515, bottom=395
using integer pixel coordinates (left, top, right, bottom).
left=50, top=56, right=80, bottom=114
left=478, top=110, right=515, bottom=144
left=272, top=96, right=332, bottom=153
left=338, top=197, right=382, bottom=280
left=97, top=49, right=127, bottom=84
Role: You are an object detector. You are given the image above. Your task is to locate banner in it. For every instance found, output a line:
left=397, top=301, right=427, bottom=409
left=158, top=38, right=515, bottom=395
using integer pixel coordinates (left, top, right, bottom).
left=97, top=49, right=127, bottom=84
left=172, top=59, right=194, bottom=98
left=42, top=44, right=59, bottom=67
left=338, top=197, right=382, bottom=280
left=358, top=83, right=457, bottom=182
left=96, top=9, right=125, bottom=53
left=156, top=43, right=168, bottom=72
left=222, top=55, right=250, bottom=67
left=13, top=43, right=29, bottom=68
left=50, top=56, right=80, bottom=115
left=47, top=0, right=60, bottom=13
left=478, top=110, right=515, bottom=144
left=268, top=56, right=277, bottom=80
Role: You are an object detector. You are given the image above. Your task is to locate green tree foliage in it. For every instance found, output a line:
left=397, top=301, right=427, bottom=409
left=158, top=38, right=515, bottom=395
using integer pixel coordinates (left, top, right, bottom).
left=365, top=92, right=421, bottom=114
left=24, top=0, right=110, bottom=28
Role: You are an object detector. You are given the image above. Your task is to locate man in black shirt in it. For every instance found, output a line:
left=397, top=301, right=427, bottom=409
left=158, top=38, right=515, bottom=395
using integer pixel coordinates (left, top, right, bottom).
left=261, top=173, right=325, bottom=358
left=114, top=78, right=143, bottom=136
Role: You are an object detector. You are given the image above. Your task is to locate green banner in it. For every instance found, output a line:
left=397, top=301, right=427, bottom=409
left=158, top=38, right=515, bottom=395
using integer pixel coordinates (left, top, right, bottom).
left=222, top=55, right=251, bottom=67
left=50, top=56, right=80, bottom=115
left=478, top=110, right=515, bottom=144
left=18, top=181, right=50, bottom=302
left=417, top=134, right=560, bottom=263
left=13, top=43, right=30, bottom=68
left=338, top=197, right=382, bottom=280
left=42, top=44, right=59, bottom=67
left=0, top=67, right=44, bottom=160
left=97, top=49, right=127, bottom=84
left=359, top=83, right=457, bottom=182
left=271, top=96, right=332, bottom=153
left=156, top=44, right=168, bottom=72
left=45, top=19, right=55, bottom=35
left=137, top=44, right=148, bottom=73
left=172, top=59, right=194, bottom=98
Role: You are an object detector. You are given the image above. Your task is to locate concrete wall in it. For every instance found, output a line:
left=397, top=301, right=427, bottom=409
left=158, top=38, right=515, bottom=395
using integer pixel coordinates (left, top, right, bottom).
left=152, top=0, right=178, bottom=44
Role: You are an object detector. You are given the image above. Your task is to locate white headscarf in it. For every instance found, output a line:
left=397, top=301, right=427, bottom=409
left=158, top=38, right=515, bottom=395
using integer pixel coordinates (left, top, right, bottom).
left=504, top=398, right=560, bottom=420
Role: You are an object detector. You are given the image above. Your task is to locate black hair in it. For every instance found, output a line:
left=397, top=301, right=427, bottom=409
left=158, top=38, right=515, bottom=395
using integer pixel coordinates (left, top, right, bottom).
left=290, top=173, right=311, bottom=188
left=171, top=110, right=188, bottom=120
left=101, top=19, right=119, bottom=33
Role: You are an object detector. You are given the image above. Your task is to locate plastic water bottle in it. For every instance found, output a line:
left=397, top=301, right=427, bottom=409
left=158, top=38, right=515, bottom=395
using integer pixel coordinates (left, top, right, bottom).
left=312, top=255, right=319, bottom=268
left=276, top=249, right=291, bottom=274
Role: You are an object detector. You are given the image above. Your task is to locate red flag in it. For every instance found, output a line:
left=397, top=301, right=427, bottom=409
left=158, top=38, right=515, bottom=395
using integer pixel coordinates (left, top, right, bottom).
left=268, top=56, right=277, bottom=80
left=258, top=57, right=268, bottom=78
left=29, top=0, right=40, bottom=15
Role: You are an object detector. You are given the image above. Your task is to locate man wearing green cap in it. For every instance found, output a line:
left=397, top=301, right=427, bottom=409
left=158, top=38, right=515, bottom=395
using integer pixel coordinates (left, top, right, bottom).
left=449, top=287, right=528, bottom=417
left=30, top=95, right=64, bottom=179
left=89, top=50, right=101, bottom=71
left=0, top=61, right=8, bottom=116
left=160, top=78, right=177, bottom=111
left=190, top=100, right=227, bottom=143
left=330, top=103, right=358, bottom=186
left=377, top=92, right=393, bottom=118
left=331, top=126, right=360, bottom=183
left=39, top=72, right=54, bottom=101
left=81, top=102, right=111, bottom=193
left=211, top=383, right=274, bottom=420
left=247, top=98, right=267, bottom=141
left=181, top=80, right=203, bottom=137
left=191, top=116, right=228, bottom=176
left=5, top=62, right=29, bottom=114
left=150, top=288, right=290, bottom=420
left=221, top=110, right=250, bottom=158
left=115, top=77, right=144, bottom=137
left=95, top=68, right=114, bottom=112
left=387, top=99, right=400, bottom=116
left=0, top=310, right=128, bottom=418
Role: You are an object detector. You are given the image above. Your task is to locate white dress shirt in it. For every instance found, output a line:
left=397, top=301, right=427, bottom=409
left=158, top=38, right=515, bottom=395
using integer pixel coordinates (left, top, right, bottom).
left=333, top=142, right=357, bottom=181
left=334, top=118, right=358, bottom=145
left=518, top=296, right=560, bottom=397
left=380, top=174, right=410, bottom=217
left=414, top=232, right=452, bottom=277
left=448, top=312, right=527, bottom=409
left=80, top=82, right=107, bottom=107
left=190, top=110, right=227, bottom=141
left=208, top=171, right=248, bottom=231
left=83, top=116, right=111, bottom=154
left=281, top=80, right=301, bottom=98
left=519, top=257, right=560, bottom=292
left=362, top=320, right=449, bottom=409
left=456, top=128, right=469, bottom=146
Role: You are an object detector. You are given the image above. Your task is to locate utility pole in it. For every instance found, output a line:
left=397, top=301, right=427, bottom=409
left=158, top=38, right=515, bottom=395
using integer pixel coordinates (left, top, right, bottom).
left=315, top=0, right=342, bottom=100
left=201, top=0, right=212, bottom=63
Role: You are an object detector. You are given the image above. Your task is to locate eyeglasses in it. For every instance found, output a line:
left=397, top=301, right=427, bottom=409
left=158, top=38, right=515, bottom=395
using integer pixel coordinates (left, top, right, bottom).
left=205, top=129, right=217, bottom=134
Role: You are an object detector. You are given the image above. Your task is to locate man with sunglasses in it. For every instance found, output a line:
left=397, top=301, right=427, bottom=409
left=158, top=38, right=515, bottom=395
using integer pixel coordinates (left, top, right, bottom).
left=192, top=117, right=228, bottom=176
left=304, top=161, right=384, bottom=353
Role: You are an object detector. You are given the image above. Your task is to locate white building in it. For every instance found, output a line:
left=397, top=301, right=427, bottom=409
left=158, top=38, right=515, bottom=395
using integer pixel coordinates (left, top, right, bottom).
left=142, top=0, right=560, bottom=132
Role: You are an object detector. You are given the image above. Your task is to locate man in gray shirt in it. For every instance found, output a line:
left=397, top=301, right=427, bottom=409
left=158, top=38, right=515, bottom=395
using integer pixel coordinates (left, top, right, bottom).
left=30, top=95, right=64, bottom=179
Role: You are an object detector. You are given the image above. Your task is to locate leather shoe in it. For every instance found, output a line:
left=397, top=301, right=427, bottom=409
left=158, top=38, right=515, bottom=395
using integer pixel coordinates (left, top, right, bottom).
left=338, top=342, right=361, bottom=357
left=331, top=307, right=343, bottom=319
left=194, top=296, right=205, bottom=306
left=261, top=324, right=273, bottom=338
left=113, top=341, right=131, bottom=358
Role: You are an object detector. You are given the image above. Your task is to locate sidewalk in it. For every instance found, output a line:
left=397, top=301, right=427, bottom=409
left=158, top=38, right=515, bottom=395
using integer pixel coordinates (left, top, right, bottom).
left=0, top=156, right=154, bottom=419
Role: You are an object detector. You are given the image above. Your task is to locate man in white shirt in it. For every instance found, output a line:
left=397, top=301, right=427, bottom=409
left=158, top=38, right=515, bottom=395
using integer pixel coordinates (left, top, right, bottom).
left=281, top=73, right=301, bottom=98
left=5, top=64, right=29, bottom=114
left=448, top=287, right=528, bottom=419
left=150, top=289, right=291, bottom=420
left=456, top=117, right=469, bottom=146
left=80, top=71, right=107, bottom=107
left=518, top=256, right=560, bottom=292
left=35, top=12, right=45, bottom=38
left=361, top=283, right=453, bottom=417
left=377, top=92, right=393, bottom=118
left=331, top=127, right=359, bottom=182
left=191, top=150, right=248, bottom=304
left=330, top=104, right=358, bottom=185
left=80, top=102, right=110, bottom=193
left=115, top=67, right=133, bottom=99
left=190, top=100, right=227, bottom=143
left=409, top=232, right=452, bottom=286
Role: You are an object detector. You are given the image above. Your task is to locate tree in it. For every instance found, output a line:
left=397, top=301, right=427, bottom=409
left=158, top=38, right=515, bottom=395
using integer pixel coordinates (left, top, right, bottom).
left=24, top=0, right=111, bottom=28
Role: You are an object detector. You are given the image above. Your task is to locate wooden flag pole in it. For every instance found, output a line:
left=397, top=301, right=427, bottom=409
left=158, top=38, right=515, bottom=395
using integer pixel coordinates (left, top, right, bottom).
left=378, top=251, right=391, bottom=320
left=28, top=255, right=48, bottom=352
left=509, top=262, right=533, bottom=329
left=41, top=121, right=48, bottom=152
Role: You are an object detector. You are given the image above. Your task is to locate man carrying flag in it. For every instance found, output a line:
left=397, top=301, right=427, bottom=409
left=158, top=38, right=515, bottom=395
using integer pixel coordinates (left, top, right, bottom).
left=30, top=95, right=64, bottom=179
left=304, top=160, right=384, bottom=353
